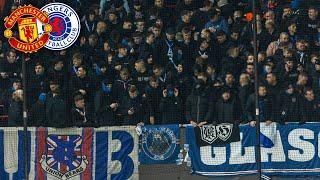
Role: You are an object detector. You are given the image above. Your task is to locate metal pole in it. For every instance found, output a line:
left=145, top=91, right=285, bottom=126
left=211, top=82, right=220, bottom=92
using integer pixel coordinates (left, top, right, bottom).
left=22, top=54, right=29, bottom=180
left=252, top=0, right=262, bottom=179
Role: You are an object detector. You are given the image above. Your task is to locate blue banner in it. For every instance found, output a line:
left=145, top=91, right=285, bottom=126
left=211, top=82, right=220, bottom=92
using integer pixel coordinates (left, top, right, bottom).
left=186, top=123, right=320, bottom=177
left=139, top=124, right=180, bottom=164
left=0, top=127, right=139, bottom=180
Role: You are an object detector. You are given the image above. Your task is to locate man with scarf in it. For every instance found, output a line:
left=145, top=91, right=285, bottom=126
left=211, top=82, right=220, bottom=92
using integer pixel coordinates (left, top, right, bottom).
left=71, top=94, right=93, bottom=127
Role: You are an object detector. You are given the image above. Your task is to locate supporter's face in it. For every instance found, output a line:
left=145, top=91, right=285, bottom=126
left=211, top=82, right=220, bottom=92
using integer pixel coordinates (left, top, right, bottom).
left=108, top=14, right=117, bottom=21
left=7, top=52, right=17, bottom=63
left=35, top=65, right=44, bottom=75
left=13, top=82, right=21, bottom=90
left=206, top=66, right=214, bottom=75
left=197, top=75, right=207, bottom=82
left=50, top=84, right=59, bottom=92
left=305, top=90, right=314, bottom=101
left=222, top=92, right=230, bottom=101
left=200, top=41, right=209, bottom=49
left=166, top=33, right=175, bottom=41
left=264, top=65, right=272, bottom=73
left=54, top=61, right=64, bottom=71
left=225, top=74, right=234, bottom=85
left=88, top=37, right=97, bottom=46
left=217, top=35, right=226, bottom=44
left=89, top=14, right=95, bottom=21
left=120, top=72, right=129, bottom=80
left=258, top=87, right=267, bottom=96
left=315, top=64, right=320, bottom=71
left=101, top=66, right=107, bottom=73
left=129, top=91, right=138, bottom=99
left=288, top=24, right=297, bottom=32
left=247, top=55, right=254, bottom=63
left=134, top=5, right=141, bottom=10
left=133, top=36, right=142, bottom=44
left=147, top=34, right=155, bottom=43
left=239, top=74, right=249, bottom=85
left=136, top=22, right=145, bottom=30
left=308, top=9, right=318, bottom=20
left=266, top=74, right=276, bottom=84
left=177, top=64, right=183, bottom=73
left=286, top=61, right=294, bottom=69
left=279, top=34, right=289, bottom=43
left=230, top=32, right=239, bottom=41
left=230, top=47, right=239, bottom=57
left=246, top=65, right=254, bottom=74
left=298, top=75, right=308, bottom=84
left=135, top=62, right=144, bottom=71
left=150, top=81, right=158, bottom=88
left=97, top=22, right=107, bottom=33
left=283, top=50, right=293, bottom=58
left=75, top=99, right=85, bottom=109
left=73, top=58, right=82, bottom=67
left=104, top=42, right=110, bottom=51
left=283, top=8, right=292, bottom=17
left=156, top=19, right=163, bottom=27
left=296, top=42, right=306, bottom=51
left=200, top=30, right=209, bottom=39
left=258, top=54, right=265, bottom=62
left=265, top=12, right=274, bottom=20
left=155, top=0, right=163, bottom=7
left=152, top=28, right=161, bottom=37
left=119, top=48, right=127, bottom=55
left=286, top=86, right=294, bottom=94
left=77, top=68, right=86, bottom=77
left=184, top=0, right=192, bottom=5
left=183, top=32, right=191, bottom=41
left=123, top=22, right=132, bottom=29
left=153, top=68, right=162, bottom=76
left=182, top=15, right=190, bottom=22
left=233, top=11, right=242, bottom=20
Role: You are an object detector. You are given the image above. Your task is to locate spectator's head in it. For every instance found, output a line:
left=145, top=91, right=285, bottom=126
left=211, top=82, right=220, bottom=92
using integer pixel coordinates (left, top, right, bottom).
left=263, top=62, right=273, bottom=74
left=12, top=89, right=23, bottom=102
left=197, top=71, right=208, bottom=83
left=77, top=66, right=87, bottom=78
left=74, top=94, right=85, bottom=109
left=283, top=48, right=294, bottom=58
left=264, top=10, right=275, bottom=21
left=165, top=28, right=175, bottom=41
left=149, top=76, right=159, bottom=88
left=308, top=7, right=318, bottom=20
left=134, top=0, right=142, bottom=10
left=6, top=49, right=17, bottom=63
left=266, top=72, right=277, bottom=85
left=53, top=59, right=64, bottom=71
left=133, top=32, right=143, bottom=44
left=98, top=61, right=108, bottom=74
left=209, top=9, right=219, bottom=21
left=279, top=32, right=289, bottom=43
left=227, top=46, right=239, bottom=58
left=239, top=73, right=250, bottom=86
left=88, top=34, right=98, bottom=46
left=184, top=0, right=192, bottom=5
left=34, top=62, right=45, bottom=75
left=155, top=18, right=164, bottom=28
left=146, top=32, right=155, bottom=44
left=118, top=44, right=128, bottom=56
left=49, top=80, right=59, bottom=93
left=129, top=85, right=138, bottom=99
left=284, top=57, right=294, bottom=69
left=246, top=63, right=254, bottom=75
left=200, top=29, right=211, bottom=39
left=225, top=73, right=234, bottom=86
left=87, top=10, right=95, bottom=21
left=230, top=28, right=240, bottom=42
left=72, top=53, right=83, bottom=68
left=258, top=84, right=267, bottom=97
left=233, top=10, right=242, bottom=21
left=12, top=79, right=22, bottom=90
left=296, top=40, right=307, bottom=51
left=120, top=68, right=130, bottom=81
left=134, top=59, right=146, bottom=72
left=96, top=21, right=107, bottom=35
left=315, top=59, right=320, bottom=71
left=103, top=40, right=111, bottom=51
left=311, top=54, right=320, bottom=64
left=154, top=0, right=163, bottom=8
left=206, top=64, right=215, bottom=76
left=246, top=53, right=254, bottom=64
left=153, top=65, right=163, bottom=77
left=151, top=24, right=162, bottom=38
left=177, top=64, right=184, bottom=73
left=135, top=19, right=145, bottom=31
left=216, top=31, right=227, bottom=44
left=199, top=39, right=209, bottom=50
left=285, top=83, right=294, bottom=94
left=288, top=22, right=297, bottom=33
left=182, top=27, right=191, bottom=41
left=265, top=20, right=275, bottom=31
left=107, top=10, right=117, bottom=22
left=258, top=51, right=266, bottom=62
left=181, top=10, right=191, bottom=23
left=282, top=6, right=293, bottom=18
left=123, top=19, right=133, bottom=30
left=297, top=72, right=308, bottom=85
left=202, top=0, right=213, bottom=11
left=304, top=88, right=314, bottom=101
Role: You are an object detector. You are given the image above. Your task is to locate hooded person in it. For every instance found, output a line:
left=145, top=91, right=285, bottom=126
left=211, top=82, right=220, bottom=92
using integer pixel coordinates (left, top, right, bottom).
left=94, top=79, right=119, bottom=126
left=279, top=83, right=302, bottom=123
left=29, top=93, right=47, bottom=127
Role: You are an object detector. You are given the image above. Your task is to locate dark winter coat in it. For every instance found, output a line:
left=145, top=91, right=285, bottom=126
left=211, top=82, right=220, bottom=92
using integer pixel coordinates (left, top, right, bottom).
left=245, top=94, right=274, bottom=122
left=8, top=99, right=22, bottom=127
left=45, top=93, right=69, bottom=128
left=159, top=96, right=183, bottom=124
left=214, top=96, right=242, bottom=124
left=94, top=90, right=118, bottom=126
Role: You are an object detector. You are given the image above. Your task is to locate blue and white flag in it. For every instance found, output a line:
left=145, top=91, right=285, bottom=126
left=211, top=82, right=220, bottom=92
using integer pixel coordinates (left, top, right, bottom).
left=139, top=124, right=180, bottom=164
left=260, top=122, right=277, bottom=148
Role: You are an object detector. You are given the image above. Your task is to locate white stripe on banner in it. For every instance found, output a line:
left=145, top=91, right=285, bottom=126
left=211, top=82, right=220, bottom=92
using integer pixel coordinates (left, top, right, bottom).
left=4, top=128, right=19, bottom=179
left=92, top=130, right=96, bottom=180
left=196, top=170, right=258, bottom=176
left=29, top=128, right=35, bottom=180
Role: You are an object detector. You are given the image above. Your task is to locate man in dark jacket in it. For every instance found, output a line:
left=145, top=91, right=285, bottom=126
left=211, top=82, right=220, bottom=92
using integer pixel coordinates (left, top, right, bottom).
left=144, top=76, right=163, bottom=124
left=94, top=79, right=119, bottom=126
left=159, top=85, right=183, bottom=124
left=300, top=88, right=320, bottom=123
left=279, top=84, right=302, bottom=123
left=29, top=93, right=46, bottom=127
left=119, top=85, right=146, bottom=125
left=246, top=84, right=273, bottom=127
left=185, top=73, right=214, bottom=126
left=214, top=88, right=242, bottom=124
left=71, top=95, right=93, bottom=127
left=8, top=89, right=23, bottom=127
left=0, top=49, right=20, bottom=90
left=46, top=81, right=69, bottom=128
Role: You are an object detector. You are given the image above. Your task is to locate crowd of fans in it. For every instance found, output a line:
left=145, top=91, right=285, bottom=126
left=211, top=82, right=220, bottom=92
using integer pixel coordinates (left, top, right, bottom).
left=0, top=0, right=319, bottom=127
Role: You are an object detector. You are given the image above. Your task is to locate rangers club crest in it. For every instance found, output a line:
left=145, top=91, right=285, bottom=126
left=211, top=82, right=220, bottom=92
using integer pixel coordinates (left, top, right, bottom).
left=3, top=5, right=52, bottom=53
left=40, top=3, right=81, bottom=50
left=40, top=135, right=88, bottom=179
left=142, top=127, right=178, bottom=160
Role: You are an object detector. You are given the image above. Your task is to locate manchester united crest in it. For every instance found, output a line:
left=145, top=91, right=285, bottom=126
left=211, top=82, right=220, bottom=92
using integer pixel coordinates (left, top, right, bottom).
left=3, top=5, right=52, bottom=53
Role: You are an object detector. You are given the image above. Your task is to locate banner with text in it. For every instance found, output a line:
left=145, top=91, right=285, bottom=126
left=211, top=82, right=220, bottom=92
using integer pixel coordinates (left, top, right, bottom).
left=0, top=126, right=139, bottom=180
left=186, top=123, right=320, bottom=177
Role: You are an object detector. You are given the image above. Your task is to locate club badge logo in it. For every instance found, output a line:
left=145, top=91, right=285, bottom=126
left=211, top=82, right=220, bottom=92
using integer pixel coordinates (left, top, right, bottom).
left=3, top=5, right=52, bottom=53
left=40, top=135, right=88, bottom=179
left=141, top=127, right=178, bottom=160
left=40, top=3, right=81, bottom=50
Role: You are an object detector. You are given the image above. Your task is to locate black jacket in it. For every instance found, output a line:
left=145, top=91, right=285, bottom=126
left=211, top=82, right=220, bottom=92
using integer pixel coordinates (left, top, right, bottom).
left=301, top=98, right=320, bottom=122
left=119, top=95, right=146, bottom=125
left=71, top=107, right=93, bottom=127
left=29, top=101, right=46, bottom=127
left=8, top=99, right=22, bottom=127
left=245, top=94, right=273, bottom=122
left=45, top=92, right=69, bottom=128
left=94, top=90, right=118, bottom=126
left=279, top=91, right=302, bottom=123
left=159, top=96, right=183, bottom=124
left=214, top=96, right=242, bottom=124
left=185, top=85, right=214, bottom=123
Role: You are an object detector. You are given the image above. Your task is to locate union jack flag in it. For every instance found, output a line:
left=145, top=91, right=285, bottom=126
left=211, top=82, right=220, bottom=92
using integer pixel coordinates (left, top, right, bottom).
left=46, top=135, right=83, bottom=174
